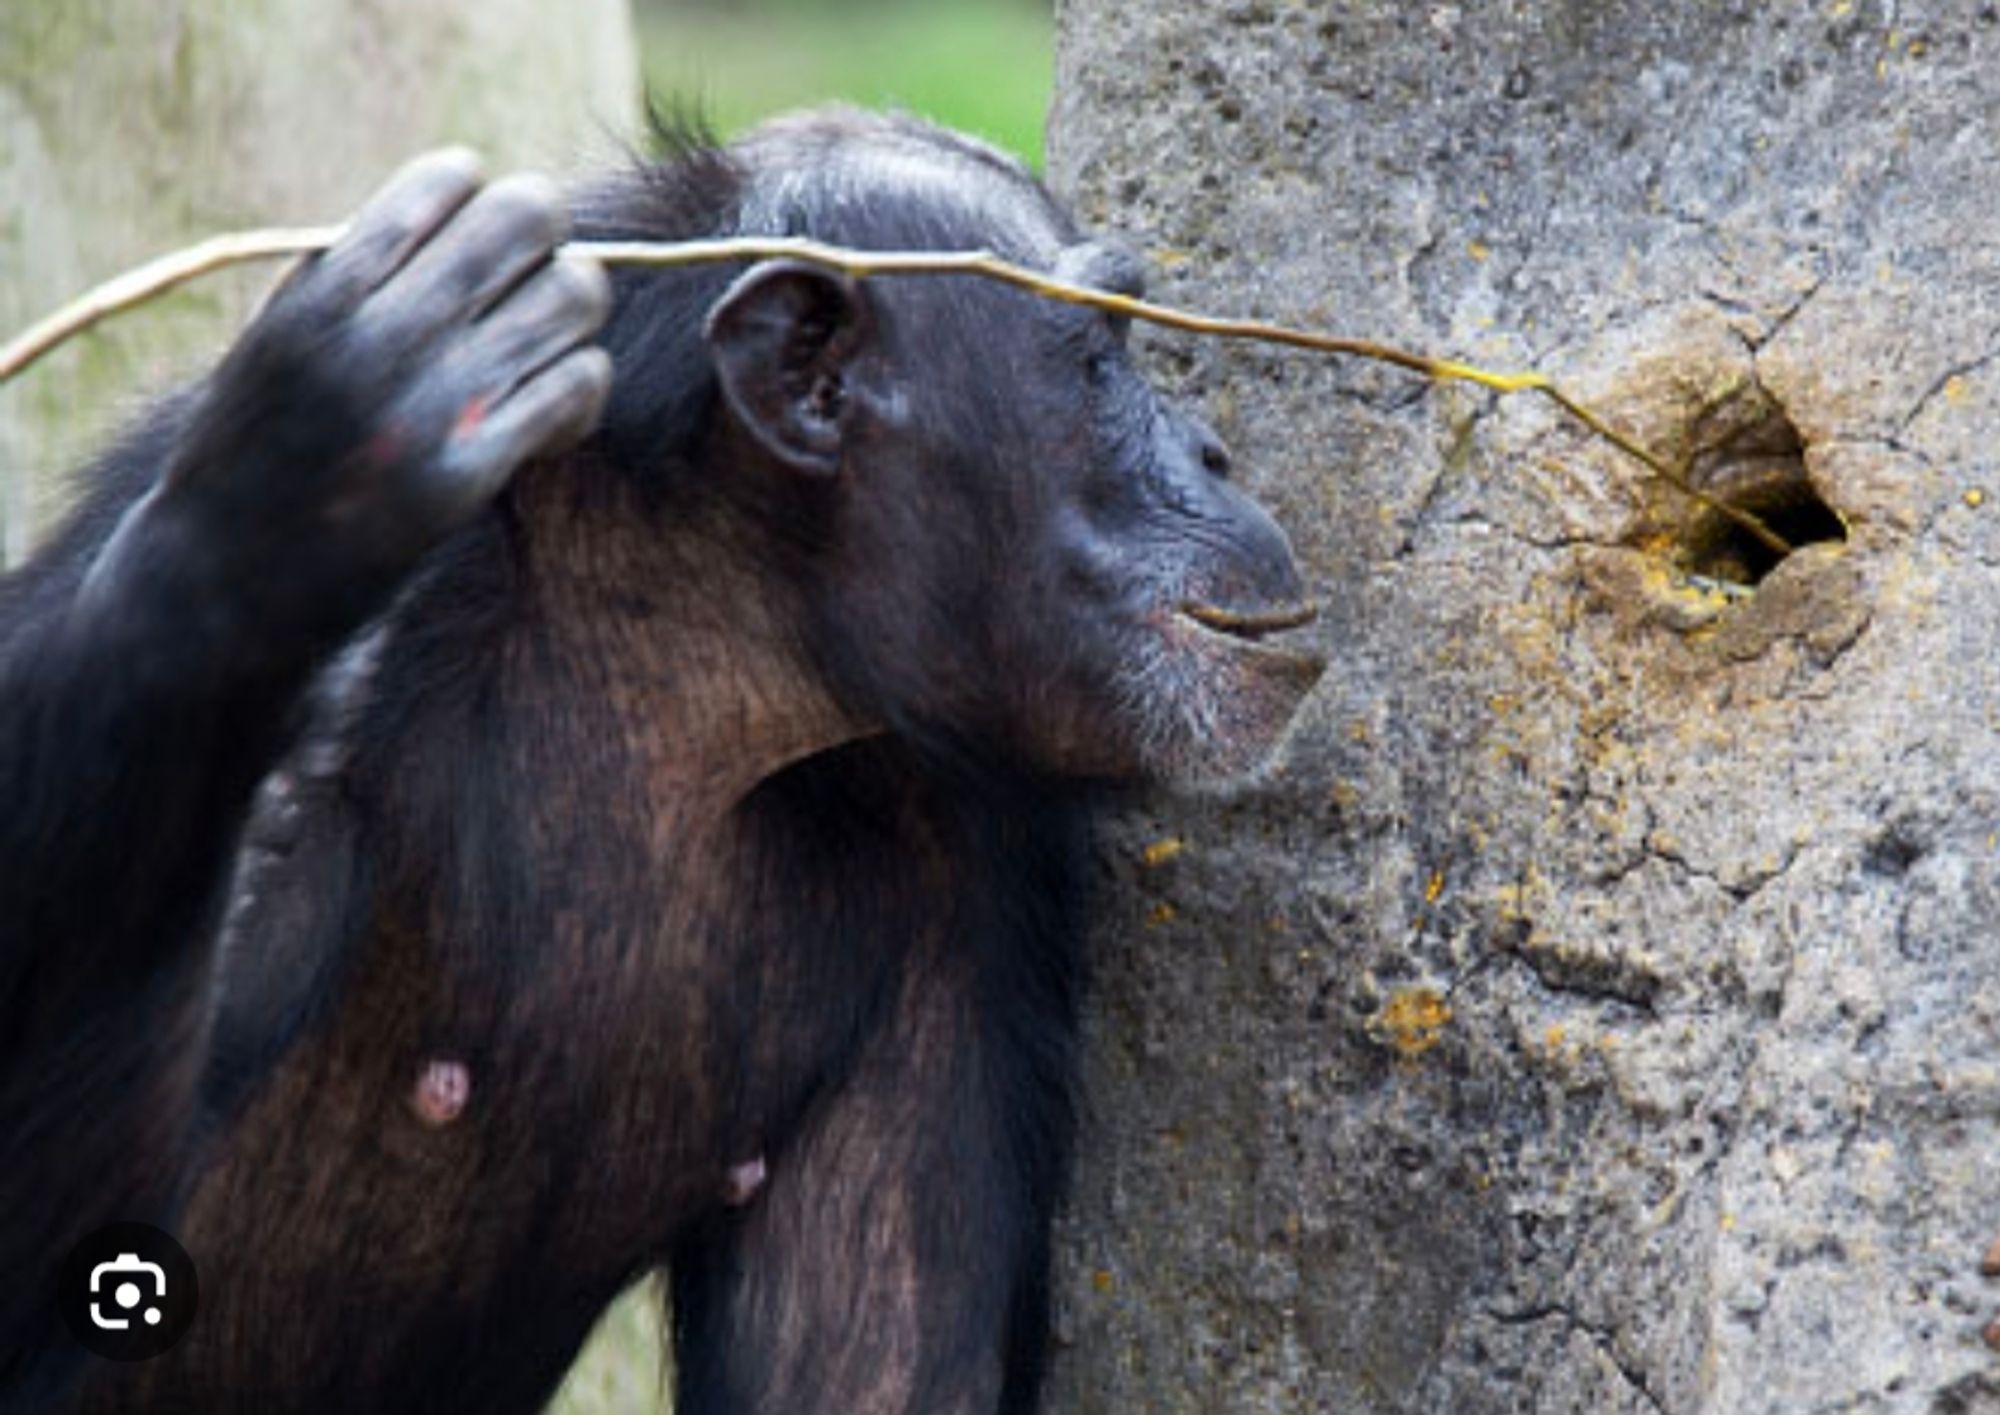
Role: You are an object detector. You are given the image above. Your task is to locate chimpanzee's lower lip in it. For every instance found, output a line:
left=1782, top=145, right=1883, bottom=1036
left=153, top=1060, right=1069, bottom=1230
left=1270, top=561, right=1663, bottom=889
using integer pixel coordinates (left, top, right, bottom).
left=1170, top=603, right=1326, bottom=679
left=1177, top=600, right=1321, bottom=639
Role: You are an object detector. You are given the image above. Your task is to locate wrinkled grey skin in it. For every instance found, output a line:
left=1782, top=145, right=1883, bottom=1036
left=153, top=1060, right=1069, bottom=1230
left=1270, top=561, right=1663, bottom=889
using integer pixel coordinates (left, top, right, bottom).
left=1045, top=3, right=2000, bottom=1411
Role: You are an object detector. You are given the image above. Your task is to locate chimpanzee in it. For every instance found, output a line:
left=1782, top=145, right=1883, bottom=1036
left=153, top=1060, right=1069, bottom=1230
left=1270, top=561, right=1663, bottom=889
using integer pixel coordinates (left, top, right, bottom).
left=16, top=107, right=1323, bottom=1414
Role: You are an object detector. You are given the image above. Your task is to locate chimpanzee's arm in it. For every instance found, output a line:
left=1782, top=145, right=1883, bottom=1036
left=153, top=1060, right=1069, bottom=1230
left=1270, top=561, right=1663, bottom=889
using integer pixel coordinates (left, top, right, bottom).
left=671, top=807, right=1086, bottom=1415
left=0, top=150, right=610, bottom=1394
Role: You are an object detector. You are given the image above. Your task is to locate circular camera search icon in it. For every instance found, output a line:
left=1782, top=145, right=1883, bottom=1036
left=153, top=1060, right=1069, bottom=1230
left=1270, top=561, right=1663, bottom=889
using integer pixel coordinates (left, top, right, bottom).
left=59, top=1222, right=198, bottom=1361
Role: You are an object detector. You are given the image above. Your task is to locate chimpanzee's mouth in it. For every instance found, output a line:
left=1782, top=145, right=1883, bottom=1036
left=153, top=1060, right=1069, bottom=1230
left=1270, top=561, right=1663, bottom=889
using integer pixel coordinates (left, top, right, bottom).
left=1177, top=600, right=1320, bottom=643
left=1172, top=600, right=1325, bottom=679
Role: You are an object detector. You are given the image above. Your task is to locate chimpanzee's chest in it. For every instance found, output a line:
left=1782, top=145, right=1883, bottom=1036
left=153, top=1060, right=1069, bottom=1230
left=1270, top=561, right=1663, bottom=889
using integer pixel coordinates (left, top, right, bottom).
left=120, top=760, right=939, bottom=1410
left=209, top=847, right=912, bottom=1256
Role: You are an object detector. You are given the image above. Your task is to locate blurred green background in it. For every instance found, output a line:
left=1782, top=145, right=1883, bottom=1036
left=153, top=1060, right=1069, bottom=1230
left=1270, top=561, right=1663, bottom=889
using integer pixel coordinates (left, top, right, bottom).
left=635, top=0, right=1054, bottom=167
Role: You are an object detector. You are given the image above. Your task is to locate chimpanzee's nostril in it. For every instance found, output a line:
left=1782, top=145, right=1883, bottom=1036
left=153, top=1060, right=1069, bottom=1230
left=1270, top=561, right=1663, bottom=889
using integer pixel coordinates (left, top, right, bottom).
left=1200, top=441, right=1232, bottom=480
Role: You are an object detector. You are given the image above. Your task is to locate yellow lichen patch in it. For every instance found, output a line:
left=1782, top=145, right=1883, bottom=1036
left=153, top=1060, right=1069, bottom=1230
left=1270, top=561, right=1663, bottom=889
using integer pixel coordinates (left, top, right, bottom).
left=1423, top=870, right=1446, bottom=905
left=1145, top=902, right=1178, bottom=927
left=1141, top=836, right=1186, bottom=867
left=1370, top=986, right=1454, bottom=1058
left=1965, top=488, right=1985, bottom=509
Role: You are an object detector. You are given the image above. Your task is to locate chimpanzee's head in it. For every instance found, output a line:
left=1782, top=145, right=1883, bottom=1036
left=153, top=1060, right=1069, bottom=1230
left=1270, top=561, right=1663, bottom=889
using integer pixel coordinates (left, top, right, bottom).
left=600, top=108, right=1324, bottom=786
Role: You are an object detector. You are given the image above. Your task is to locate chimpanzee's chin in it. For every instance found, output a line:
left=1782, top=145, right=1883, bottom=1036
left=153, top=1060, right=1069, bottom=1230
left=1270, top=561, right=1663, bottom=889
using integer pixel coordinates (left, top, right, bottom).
left=1181, top=648, right=1324, bottom=785
left=1110, top=621, right=1325, bottom=788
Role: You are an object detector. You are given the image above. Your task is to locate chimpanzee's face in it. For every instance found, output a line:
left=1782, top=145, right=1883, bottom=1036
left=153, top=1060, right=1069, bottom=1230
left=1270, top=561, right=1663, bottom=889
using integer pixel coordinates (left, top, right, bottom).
left=1012, top=239, right=1325, bottom=784
left=848, top=252, right=1323, bottom=784
left=704, top=148, right=1323, bottom=785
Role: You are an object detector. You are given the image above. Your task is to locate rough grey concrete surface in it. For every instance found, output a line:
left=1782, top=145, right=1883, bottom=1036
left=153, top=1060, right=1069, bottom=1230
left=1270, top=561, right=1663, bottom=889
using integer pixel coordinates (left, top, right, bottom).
left=1047, top=3, right=2000, bottom=1411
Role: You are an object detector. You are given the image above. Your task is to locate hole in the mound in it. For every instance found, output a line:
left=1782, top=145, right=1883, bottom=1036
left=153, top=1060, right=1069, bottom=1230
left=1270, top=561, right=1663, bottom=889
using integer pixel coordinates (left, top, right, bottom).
left=1668, top=385, right=1846, bottom=588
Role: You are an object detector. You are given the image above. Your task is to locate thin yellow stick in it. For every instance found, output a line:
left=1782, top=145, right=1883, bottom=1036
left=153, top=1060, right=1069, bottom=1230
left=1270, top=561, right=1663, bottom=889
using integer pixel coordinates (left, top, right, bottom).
left=0, top=227, right=1789, bottom=556
left=0, top=227, right=341, bottom=385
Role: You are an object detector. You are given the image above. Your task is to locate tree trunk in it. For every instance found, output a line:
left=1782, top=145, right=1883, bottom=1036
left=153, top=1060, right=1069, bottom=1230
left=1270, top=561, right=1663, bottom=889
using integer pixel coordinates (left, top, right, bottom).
left=1047, top=3, right=2000, bottom=1411
left=0, top=0, right=638, bottom=561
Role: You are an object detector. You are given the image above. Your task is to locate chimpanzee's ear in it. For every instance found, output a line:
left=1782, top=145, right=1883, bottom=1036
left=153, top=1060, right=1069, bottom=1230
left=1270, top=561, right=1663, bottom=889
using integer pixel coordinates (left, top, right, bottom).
left=705, top=259, right=872, bottom=478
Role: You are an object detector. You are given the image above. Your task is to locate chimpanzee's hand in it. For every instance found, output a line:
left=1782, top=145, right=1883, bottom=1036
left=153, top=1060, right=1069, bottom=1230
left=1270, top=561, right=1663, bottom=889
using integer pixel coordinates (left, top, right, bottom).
left=157, top=148, right=612, bottom=623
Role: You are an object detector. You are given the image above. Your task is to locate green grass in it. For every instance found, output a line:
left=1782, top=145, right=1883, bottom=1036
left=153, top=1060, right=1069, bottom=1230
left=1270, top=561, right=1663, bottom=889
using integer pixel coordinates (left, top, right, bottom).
left=636, top=0, right=1053, bottom=168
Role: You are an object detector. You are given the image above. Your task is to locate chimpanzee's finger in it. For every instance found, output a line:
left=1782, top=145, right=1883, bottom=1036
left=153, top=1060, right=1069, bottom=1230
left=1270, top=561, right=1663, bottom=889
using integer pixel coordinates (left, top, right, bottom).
left=362, top=174, right=571, bottom=345
left=439, top=347, right=613, bottom=505
left=310, top=149, right=485, bottom=309
left=459, top=254, right=612, bottom=383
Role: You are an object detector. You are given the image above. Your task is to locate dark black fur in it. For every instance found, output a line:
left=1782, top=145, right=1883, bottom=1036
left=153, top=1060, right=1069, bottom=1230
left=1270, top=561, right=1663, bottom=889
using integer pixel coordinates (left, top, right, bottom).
left=0, top=148, right=608, bottom=1404
left=0, top=395, right=290, bottom=1405
left=8, top=109, right=1313, bottom=1414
